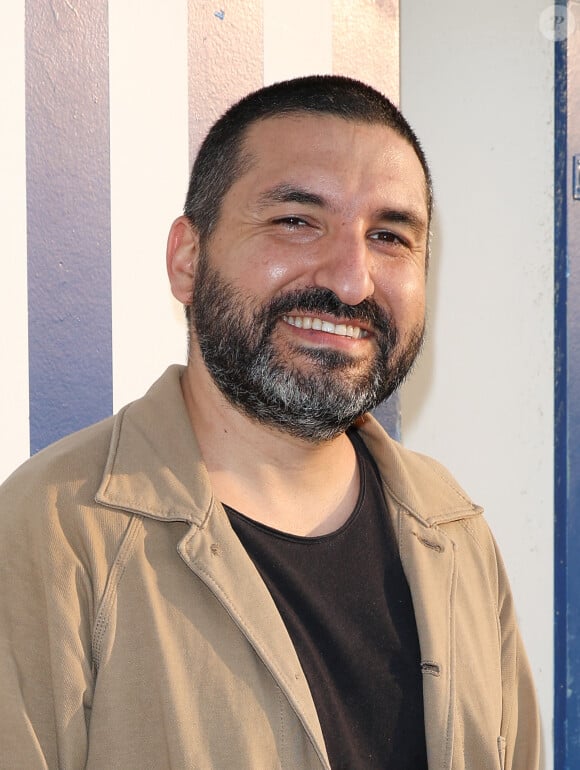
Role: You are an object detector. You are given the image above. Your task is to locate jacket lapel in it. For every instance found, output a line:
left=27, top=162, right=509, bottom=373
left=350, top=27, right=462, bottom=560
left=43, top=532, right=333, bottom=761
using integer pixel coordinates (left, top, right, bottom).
left=398, top=513, right=456, bottom=770
left=177, top=503, right=331, bottom=769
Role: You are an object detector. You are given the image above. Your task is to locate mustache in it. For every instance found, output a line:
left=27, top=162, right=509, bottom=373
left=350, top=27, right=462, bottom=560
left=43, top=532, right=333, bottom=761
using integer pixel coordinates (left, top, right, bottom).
left=257, top=287, right=396, bottom=341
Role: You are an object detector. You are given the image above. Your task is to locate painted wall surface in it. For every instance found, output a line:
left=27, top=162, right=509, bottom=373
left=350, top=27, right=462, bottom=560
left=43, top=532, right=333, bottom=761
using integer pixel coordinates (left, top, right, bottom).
left=0, top=0, right=554, bottom=765
left=399, top=0, right=555, bottom=765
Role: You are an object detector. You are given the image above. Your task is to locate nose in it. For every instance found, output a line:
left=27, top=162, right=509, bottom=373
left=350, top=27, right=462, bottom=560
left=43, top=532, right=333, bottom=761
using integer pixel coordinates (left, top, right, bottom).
left=311, top=228, right=375, bottom=307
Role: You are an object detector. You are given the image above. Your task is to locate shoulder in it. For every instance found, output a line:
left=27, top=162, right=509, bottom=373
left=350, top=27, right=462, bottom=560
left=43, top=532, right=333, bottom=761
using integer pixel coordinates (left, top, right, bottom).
left=0, top=415, right=132, bottom=582
left=0, top=415, right=116, bottom=514
left=0, top=365, right=187, bottom=523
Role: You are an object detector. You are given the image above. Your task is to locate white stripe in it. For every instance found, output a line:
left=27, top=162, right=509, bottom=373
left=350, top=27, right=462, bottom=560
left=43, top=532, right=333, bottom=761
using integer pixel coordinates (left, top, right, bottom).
left=263, top=0, right=333, bottom=85
left=331, top=0, right=399, bottom=102
left=109, top=0, right=190, bottom=411
left=188, top=1, right=264, bottom=162
left=0, top=2, right=30, bottom=481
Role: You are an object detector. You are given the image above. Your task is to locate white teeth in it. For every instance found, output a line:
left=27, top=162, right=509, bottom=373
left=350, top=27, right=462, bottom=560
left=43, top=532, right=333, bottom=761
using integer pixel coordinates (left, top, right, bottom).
left=283, top=315, right=368, bottom=339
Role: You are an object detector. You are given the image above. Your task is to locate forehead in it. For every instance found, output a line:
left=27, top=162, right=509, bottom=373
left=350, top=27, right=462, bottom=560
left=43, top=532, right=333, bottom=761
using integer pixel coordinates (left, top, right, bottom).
left=235, top=114, right=429, bottom=215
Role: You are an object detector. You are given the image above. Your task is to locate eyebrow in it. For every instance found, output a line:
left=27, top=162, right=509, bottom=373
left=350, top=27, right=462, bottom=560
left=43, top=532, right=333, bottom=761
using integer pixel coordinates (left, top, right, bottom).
left=255, top=184, right=326, bottom=210
left=373, top=208, right=428, bottom=237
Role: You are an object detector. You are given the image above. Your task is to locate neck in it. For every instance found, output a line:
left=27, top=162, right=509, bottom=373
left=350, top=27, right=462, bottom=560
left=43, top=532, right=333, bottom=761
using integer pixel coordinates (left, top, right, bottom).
left=180, top=360, right=361, bottom=536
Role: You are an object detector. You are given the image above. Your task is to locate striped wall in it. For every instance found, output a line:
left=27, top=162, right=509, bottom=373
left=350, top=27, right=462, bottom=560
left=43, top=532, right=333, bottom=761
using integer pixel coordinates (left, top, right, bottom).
left=1, top=0, right=399, bottom=483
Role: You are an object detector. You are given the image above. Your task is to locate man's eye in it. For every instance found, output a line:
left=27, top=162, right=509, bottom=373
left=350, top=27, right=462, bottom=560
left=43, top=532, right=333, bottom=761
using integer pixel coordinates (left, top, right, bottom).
left=370, top=230, right=407, bottom=246
left=273, top=216, right=308, bottom=229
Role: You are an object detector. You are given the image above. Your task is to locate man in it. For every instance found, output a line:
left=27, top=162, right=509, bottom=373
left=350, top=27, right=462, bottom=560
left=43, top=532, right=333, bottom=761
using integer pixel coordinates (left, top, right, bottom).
left=0, top=76, right=539, bottom=769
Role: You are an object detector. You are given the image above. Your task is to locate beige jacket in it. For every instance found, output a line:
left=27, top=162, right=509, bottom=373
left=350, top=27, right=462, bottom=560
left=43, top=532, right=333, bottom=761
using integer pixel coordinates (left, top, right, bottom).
left=0, top=366, right=539, bottom=770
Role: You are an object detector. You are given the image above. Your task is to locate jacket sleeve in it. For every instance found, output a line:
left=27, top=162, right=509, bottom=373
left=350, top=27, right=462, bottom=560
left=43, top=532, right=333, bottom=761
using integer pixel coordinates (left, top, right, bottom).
left=494, top=539, right=541, bottom=770
left=0, top=467, right=95, bottom=769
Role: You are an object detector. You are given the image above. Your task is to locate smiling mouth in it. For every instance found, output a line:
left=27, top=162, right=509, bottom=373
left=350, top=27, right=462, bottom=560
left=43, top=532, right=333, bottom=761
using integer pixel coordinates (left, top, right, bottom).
left=282, top=314, right=370, bottom=339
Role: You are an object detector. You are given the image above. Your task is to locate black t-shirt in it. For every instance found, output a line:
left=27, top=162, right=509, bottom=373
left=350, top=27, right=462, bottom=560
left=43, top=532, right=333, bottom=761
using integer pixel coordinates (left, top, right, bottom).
left=225, top=431, right=428, bottom=770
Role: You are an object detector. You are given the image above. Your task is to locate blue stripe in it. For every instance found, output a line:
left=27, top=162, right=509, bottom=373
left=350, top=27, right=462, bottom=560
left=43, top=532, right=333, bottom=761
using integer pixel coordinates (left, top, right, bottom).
left=554, top=30, right=568, bottom=768
left=25, top=0, right=112, bottom=453
left=553, top=29, right=580, bottom=768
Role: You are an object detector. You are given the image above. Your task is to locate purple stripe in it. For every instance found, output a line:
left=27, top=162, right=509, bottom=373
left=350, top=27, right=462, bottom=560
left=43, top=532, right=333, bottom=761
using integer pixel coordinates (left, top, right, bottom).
left=25, top=0, right=112, bottom=453
left=332, top=0, right=400, bottom=105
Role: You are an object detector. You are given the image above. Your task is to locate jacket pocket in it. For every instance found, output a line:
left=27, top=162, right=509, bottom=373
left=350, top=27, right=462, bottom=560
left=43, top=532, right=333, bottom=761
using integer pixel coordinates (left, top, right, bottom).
left=497, top=736, right=506, bottom=770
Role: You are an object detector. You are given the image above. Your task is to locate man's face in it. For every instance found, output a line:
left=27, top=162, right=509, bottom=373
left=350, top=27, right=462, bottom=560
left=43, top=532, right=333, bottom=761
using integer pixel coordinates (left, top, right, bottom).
left=190, top=114, right=429, bottom=442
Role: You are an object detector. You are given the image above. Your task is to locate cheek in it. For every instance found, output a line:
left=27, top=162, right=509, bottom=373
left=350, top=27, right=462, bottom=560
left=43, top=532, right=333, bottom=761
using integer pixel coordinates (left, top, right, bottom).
left=260, top=263, right=295, bottom=284
left=235, top=245, right=314, bottom=292
left=376, top=270, right=426, bottom=324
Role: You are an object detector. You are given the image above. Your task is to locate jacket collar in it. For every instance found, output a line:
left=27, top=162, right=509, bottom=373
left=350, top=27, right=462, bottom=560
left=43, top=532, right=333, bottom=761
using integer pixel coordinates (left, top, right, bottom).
left=356, top=414, right=482, bottom=526
left=96, top=365, right=482, bottom=528
left=96, top=365, right=212, bottom=523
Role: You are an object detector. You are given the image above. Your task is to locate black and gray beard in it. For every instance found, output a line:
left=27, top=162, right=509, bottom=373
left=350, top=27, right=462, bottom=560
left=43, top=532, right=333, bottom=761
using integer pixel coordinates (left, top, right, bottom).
left=191, top=260, right=424, bottom=443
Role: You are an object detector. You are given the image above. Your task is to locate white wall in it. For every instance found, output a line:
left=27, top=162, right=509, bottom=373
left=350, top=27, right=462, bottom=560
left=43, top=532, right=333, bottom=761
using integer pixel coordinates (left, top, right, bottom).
left=0, top=3, right=29, bottom=480
left=400, top=1, right=554, bottom=765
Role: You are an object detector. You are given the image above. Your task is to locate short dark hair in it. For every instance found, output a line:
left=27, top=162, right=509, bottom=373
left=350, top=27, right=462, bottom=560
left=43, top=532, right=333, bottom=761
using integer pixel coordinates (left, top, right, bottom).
left=184, top=75, right=432, bottom=241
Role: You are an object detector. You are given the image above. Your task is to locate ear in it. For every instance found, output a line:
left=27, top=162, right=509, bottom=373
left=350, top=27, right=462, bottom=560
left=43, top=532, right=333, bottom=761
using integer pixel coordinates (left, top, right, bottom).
left=166, top=215, right=200, bottom=306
